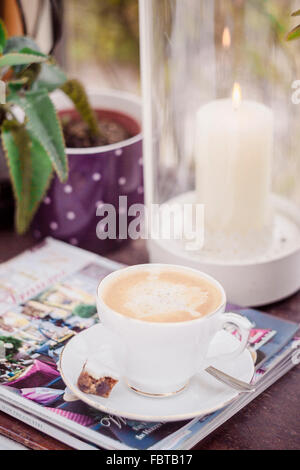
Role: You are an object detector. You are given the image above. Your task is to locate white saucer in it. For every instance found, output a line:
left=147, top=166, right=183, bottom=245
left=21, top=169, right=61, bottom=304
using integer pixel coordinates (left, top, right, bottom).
left=59, top=324, right=254, bottom=422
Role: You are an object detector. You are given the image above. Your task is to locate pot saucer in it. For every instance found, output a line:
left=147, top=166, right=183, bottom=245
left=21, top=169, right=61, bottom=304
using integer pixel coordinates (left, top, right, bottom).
left=59, top=324, right=254, bottom=422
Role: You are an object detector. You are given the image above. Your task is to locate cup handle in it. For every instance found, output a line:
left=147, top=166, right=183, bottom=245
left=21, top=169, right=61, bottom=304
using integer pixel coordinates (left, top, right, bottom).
left=205, top=312, right=252, bottom=364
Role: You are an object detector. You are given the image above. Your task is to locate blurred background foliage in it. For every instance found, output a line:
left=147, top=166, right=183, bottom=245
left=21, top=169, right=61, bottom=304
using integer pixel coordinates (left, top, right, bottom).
left=63, top=0, right=299, bottom=94
left=2, top=0, right=298, bottom=200
left=65, top=0, right=140, bottom=92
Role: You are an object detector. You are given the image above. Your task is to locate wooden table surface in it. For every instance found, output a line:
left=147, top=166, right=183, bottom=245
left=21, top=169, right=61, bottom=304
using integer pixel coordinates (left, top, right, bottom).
left=0, top=231, right=299, bottom=450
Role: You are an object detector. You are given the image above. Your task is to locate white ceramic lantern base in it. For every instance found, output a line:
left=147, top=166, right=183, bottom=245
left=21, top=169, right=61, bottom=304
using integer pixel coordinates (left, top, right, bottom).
left=148, top=193, right=300, bottom=307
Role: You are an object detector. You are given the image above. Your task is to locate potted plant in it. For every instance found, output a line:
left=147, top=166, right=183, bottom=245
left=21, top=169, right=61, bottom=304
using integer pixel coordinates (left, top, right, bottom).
left=0, top=23, right=143, bottom=253
left=34, top=86, right=143, bottom=254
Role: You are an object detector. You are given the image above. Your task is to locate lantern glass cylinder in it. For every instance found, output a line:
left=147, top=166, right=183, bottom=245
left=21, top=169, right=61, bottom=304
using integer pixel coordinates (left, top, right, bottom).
left=140, top=0, right=300, bottom=267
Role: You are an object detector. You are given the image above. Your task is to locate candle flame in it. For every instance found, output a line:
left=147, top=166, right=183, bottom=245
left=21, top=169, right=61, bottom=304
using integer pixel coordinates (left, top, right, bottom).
left=232, top=82, right=242, bottom=109
left=222, top=27, right=231, bottom=49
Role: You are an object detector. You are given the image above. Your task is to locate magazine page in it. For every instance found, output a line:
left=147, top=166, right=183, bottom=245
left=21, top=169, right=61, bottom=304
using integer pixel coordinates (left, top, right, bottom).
left=0, top=238, right=114, bottom=313
left=0, top=396, right=99, bottom=450
left=175, top=339, right=300, bottom=451
left=0, top=239, right=190, bottom=450
left=228, top=305, right=300, bottom=368
left=160, top=336, right=300, bottom=450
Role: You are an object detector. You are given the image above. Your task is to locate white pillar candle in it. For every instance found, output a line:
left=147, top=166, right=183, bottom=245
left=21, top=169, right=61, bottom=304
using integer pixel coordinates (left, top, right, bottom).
left=195, top=84, right=274, bottom=237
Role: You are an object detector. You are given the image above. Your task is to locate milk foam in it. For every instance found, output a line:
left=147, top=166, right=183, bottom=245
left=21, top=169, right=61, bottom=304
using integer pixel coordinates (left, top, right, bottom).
left=125, top=280, right=209, bottom=319
left=102, top=268, right=223, bottom=323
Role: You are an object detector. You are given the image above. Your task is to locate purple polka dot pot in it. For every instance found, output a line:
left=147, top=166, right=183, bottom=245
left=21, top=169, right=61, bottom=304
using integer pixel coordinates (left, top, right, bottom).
left=33, top=90, right=143, bottom=255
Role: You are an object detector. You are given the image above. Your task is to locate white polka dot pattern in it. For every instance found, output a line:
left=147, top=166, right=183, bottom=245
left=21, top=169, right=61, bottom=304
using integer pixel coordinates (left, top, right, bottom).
left=92, top=173, right=102, bottom=182
left=118, top=177, right=126, bottom=186
left=67, top=212, right=76, bottom=221
left=64, top=185, right=73, bottom=194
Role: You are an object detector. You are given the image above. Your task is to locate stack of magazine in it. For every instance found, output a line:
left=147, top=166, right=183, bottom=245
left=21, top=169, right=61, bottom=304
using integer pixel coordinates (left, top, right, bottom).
left=0, top=238, right=299, bottom=450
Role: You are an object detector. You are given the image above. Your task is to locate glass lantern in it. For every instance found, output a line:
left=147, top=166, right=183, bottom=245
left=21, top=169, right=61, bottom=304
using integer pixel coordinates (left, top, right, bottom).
left=139, top=0, right=300, bottom=306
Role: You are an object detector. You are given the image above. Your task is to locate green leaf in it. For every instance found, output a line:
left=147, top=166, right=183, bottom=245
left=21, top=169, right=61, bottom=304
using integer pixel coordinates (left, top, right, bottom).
left=18, top=50, right=66, bottom=92
left=61, top=79, right=100, bottom=137
left=3, top=36, right=66, bottom=92
left=2, top=121, right=32, bottom=234
left=286, top=24, right=300, bottom=41
left=1, top=120, right=53, bottom=234
left=0, top=52, right=47, bottom=68
left=8, top=77, right=29, bottom=93
left=16, top=63, right=42, bottom=89
left=19, top=47, right=47, bottom=58
left=0, top=20, right=7, bottom=54
left=3, top=38, right=44, bottom=75
left=35, top=62, right=67, bottom=92
left=3, top=36, right=41, bottom=54
left=0, top=80, right=5, bottom=104
left=8, top=89, right=68, bottom=182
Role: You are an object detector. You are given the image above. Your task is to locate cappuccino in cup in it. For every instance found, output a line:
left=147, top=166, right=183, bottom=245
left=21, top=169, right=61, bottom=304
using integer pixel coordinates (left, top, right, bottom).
left=97, top=264, right=251, bottom=397
left=102, top=267, right=223, bottom=323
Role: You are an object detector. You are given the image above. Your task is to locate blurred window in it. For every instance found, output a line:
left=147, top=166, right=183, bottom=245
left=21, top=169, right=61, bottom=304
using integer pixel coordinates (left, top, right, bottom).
left=1, top=1, right=140, bottom=94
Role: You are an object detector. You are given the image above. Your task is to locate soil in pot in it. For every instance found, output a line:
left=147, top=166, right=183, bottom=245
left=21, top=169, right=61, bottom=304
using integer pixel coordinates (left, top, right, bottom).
left=61, top=109, right=141, bottom=148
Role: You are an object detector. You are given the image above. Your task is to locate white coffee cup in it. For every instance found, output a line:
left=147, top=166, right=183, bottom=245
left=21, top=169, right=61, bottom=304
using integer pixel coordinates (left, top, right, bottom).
left=97, top=264, right=252, bottom=397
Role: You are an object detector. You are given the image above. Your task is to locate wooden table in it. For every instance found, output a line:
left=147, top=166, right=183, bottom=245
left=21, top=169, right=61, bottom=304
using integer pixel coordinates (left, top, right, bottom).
left=0, top=231, right=299, bottom=450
